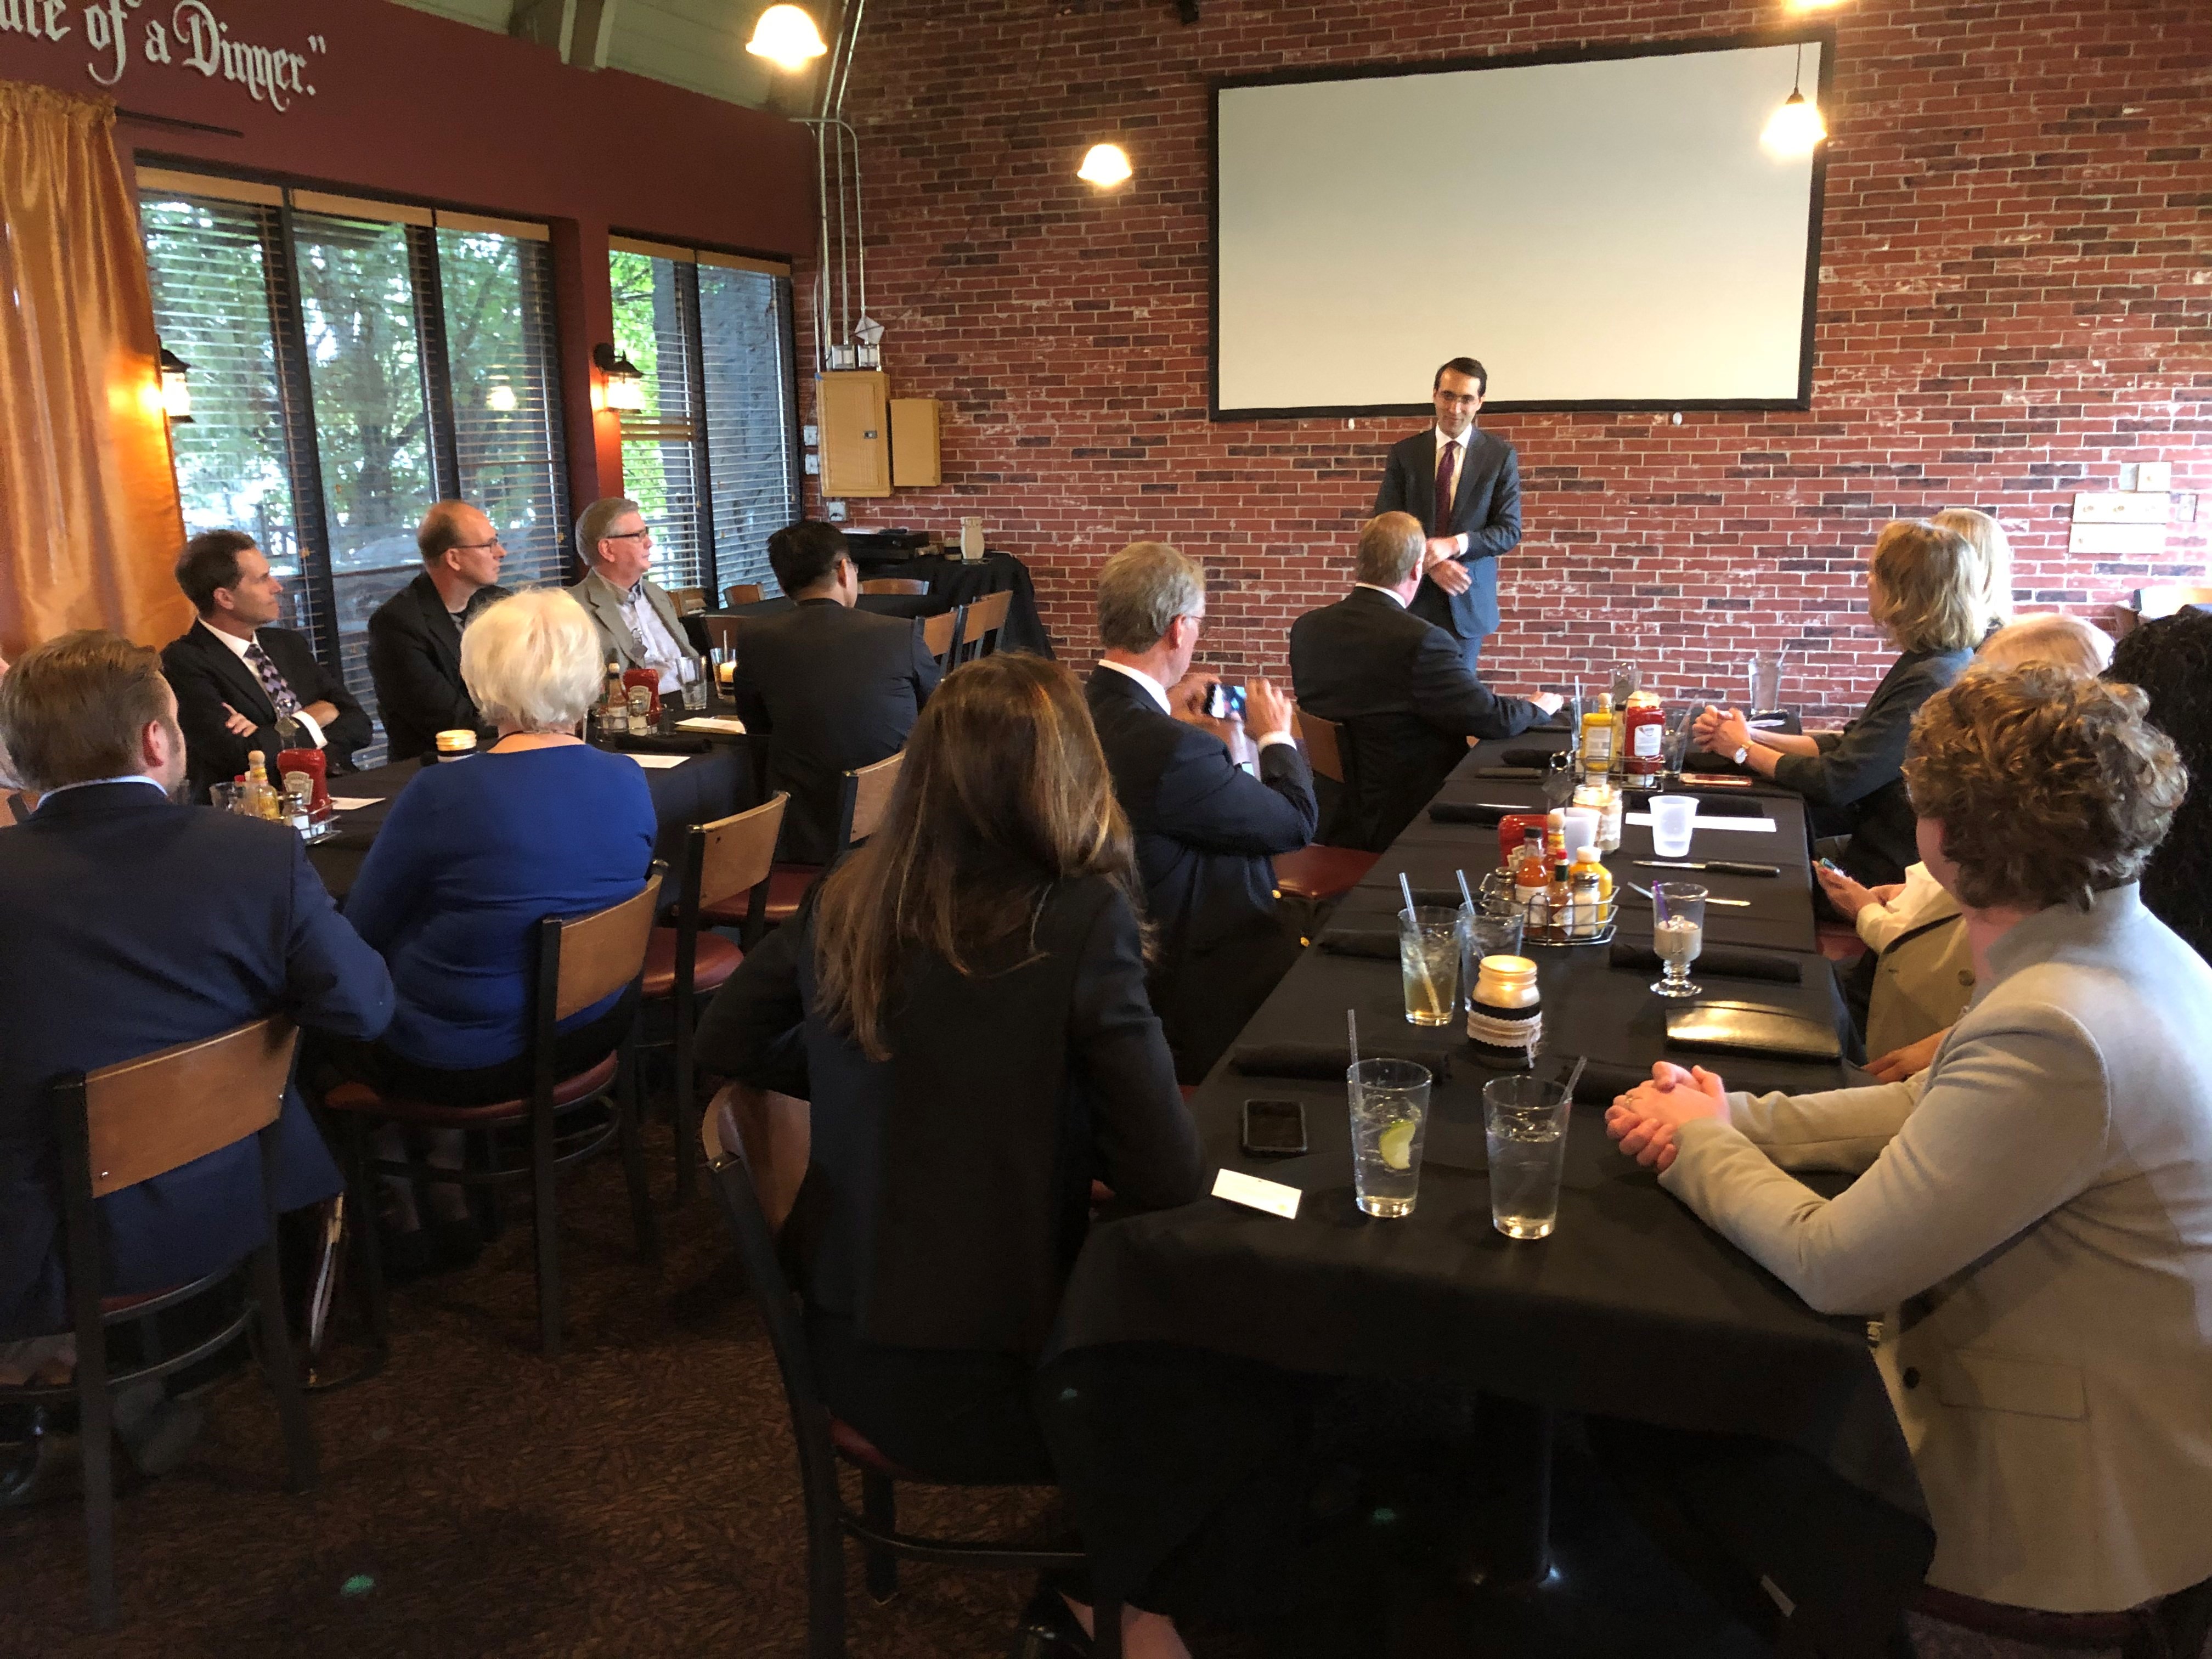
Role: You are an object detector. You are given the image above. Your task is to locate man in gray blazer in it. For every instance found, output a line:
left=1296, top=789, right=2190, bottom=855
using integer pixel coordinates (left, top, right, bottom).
left=1607, top=669, right=2212, bottom=1619
left=569, top=495, right=704, bottom=708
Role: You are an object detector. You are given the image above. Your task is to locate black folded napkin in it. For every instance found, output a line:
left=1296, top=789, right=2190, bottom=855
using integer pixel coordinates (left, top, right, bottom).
left=1317, top=929, right=1401, bottom=959
left=1231, top=1041, right=1455, bottom=1084
left=1465, top=765, right=1543, bottom=781
left=1606, top=939, right=1802, bottom=984
left=1503, top=747, right=1567, bottom=769
left=1430, top=802, right=1513, bottom=827
left=604, top=731, right=710, bottom=756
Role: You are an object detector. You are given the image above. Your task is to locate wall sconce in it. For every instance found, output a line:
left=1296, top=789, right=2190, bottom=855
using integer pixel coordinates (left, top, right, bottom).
left=1078, top=143, right=1132, bottom=188
left=747, top=4, right=827, bottom=72
left=159, top=346, right=193, bottom=423
left=1762, top=44, right=1827, bottom=159
left=486, top=377, right=518, bottom=412
left=594, top=343, right=645, bottom=413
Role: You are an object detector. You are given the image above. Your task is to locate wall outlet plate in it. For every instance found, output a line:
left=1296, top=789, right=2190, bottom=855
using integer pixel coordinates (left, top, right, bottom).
left=825, top=499, right=847, bottom=522
left=802, top=424, right=819, bottom=447
left=804, top=453, right=821, bottom=475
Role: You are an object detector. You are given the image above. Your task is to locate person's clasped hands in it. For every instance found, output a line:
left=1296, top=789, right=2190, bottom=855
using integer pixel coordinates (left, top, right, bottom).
left=1604, top=1060, right=1731, bottom=1174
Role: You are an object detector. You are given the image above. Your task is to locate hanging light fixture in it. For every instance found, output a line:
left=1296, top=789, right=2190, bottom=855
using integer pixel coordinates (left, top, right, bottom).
left=747, top=4, right=828, bottom=72
left=158, top=346, right=193, bottom=422
left=1762, top=43, right=1827, bottom=159
left=485, top=377, right=518, bottom=412
left=593, top=343, right=646, bottom=413
left=1077, top=143, right=1132, bottom=188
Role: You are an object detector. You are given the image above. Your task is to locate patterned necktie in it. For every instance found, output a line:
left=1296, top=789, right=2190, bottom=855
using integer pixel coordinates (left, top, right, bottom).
left=242, top=639, right=301, bottom=718
left=1434, top=438, right=1460, bottom=530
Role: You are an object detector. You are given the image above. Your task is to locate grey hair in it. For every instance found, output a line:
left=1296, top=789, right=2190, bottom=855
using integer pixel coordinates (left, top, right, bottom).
left=1097, top=541, right=1204, bottom=653
left=1357, top=512, right=1426, bottom=586
left=574, top=496, right=642, bottom=569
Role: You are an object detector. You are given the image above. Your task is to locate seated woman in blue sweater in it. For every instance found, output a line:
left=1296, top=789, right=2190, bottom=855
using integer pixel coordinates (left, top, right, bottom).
left=332, top=588, right=656, bottom=1273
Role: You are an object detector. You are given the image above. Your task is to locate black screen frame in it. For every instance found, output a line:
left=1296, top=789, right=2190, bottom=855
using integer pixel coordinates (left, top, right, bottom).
left=1207, top=28, right=1838, bottom=422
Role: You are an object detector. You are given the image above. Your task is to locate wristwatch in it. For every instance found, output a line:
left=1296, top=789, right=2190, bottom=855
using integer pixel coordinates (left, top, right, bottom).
left=1732, top=746, right=1750, bottom=766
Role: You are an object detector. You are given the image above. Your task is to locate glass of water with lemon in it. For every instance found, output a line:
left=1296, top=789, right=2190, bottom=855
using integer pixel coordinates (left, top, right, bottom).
left=1348, top=1057, right=1432, bottom=1218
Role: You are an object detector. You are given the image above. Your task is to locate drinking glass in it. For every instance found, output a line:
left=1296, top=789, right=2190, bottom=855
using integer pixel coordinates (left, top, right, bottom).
left=1460, top=907, right=1525, bottom=1007
left=1748, top=651, right=1785, bottom=717
left=1660, top=707, right=1694, bottom=785
left=1348, top=1058, right=1432, bottom=1218
left=1397, top=907, right=1462, bottom=1027
left=1483, top=1074, right=1573, bottom=1240
left=1560, top=807, right=1599, bottom=859
left=1543, top=748, right=1578, bottom=808
left=1651, top=882, right=1707, bottom=998
left=209, top=782, right=244, bottom=814
left=1650, top=794, right=1697, bottom=858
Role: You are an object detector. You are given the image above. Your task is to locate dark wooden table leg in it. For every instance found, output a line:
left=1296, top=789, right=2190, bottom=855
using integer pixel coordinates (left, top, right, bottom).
left=1461, top=1394, right=1555, bottom=1591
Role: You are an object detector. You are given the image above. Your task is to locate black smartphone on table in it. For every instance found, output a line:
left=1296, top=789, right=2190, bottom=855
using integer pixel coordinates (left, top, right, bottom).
left=1241, top=1098, right=1308, bottom=1156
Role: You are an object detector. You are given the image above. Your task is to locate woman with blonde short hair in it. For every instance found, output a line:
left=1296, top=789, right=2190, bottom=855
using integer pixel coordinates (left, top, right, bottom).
left=327, top=589, right=657, bottom=1277
left=1932, top=505, right=2015, bottom=625
left=1696, top=520, right=1985, bottom=884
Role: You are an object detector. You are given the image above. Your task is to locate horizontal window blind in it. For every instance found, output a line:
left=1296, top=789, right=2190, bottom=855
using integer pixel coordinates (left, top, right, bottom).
left=699, top=264, right=799, bottom=591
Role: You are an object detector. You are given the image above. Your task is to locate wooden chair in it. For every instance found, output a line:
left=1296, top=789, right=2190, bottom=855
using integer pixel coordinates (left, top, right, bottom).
left=323, top=872, right=667, bottom=1356
left=669, top=586, right=709, bottom=617
left=957, top=589, right=1013, bottom=663
left=640, top=794, right=787, bottom=1200
left=1272, top=709, right=1381, bottom=902
left=0, top=787, right=36, bottom=826
left=36, top=1017, right=314, bottom=1627
left=704, top=751, right=905, bottom=933
left=724, top=582, right=766, bottom=608
left=860, top=577, right=927, bottom=595
left=702, top=615, right=743, bottom=660
left=706, top=1097, right=1125, bottom=1659
left=920, top=607, right=963, bottom=663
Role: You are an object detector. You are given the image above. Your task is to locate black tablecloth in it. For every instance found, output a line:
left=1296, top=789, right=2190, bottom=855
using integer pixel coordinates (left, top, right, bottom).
left=681, top=549, right=1053, bottom=658
left=306, top=735, right=753, bottom=903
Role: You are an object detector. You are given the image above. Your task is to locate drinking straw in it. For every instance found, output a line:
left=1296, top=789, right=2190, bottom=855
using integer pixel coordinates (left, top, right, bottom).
left=1455, top=868, right=1476, bottom=909
left=1398, top=872, right=1442, bottom=1012
left=1346, top=1008, right=1362, bottom=1114
left=1561, top=1053, right=1588, bottom=1105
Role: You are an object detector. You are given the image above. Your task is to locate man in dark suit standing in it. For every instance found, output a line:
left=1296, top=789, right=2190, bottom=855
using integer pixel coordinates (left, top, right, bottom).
left=161, top=530, right=373, bottom=799
left=365, top=500, right=513, bottom=763
left=1291, top=513, right=1562, bottom=852
left=726, top=521, right=942, bottom=865
left=1085, top=541, right=1318, bottom=1082
left=0, top=631, right=392, bottom=1351
left=1372, top=356, right=1521, bottom=672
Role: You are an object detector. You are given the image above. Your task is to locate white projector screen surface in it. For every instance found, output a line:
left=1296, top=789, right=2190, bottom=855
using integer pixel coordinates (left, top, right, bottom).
left=1213, top=40, right=1826, bottom=415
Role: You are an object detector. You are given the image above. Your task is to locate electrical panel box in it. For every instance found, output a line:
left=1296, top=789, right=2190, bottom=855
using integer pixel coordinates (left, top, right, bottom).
left=816, top=372, right=890, bottom=498
left=890, top=398, right=941, bottom=488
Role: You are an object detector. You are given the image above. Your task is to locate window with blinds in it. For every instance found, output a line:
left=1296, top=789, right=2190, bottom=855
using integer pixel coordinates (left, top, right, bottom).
left=139, top=174, right=569, bottom=766
left=610, top=239, right=798, bottom=597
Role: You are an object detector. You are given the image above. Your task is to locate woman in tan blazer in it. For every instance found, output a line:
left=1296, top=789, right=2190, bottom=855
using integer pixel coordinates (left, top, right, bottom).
left=1608, top=667, right=2212, bottom=1617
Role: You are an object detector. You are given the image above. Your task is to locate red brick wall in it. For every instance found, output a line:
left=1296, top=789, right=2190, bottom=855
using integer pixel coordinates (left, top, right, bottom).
left=798, top=0, right=2210, bottom=719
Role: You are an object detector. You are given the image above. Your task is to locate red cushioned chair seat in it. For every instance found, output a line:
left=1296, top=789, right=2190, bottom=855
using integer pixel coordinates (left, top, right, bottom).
left=1273, top=844, right=1379, bottom=902
left=640, top=927, right=743, bottom=1000
left=100, top=1287, right=184, bottom=1316
left=702, top=863, right=819, bottom=929
left=320, top=1050, right=620, bottom=1127
left=828, top=1414, right=924, bottom=1481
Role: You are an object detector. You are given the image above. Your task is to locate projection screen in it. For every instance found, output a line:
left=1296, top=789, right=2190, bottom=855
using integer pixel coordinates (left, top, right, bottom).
left=1211, top=35, right=1831, bottom=417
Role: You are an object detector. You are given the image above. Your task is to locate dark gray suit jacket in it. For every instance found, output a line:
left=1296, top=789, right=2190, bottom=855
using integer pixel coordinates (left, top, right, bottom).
left=1372, top=426, right=1521, bottom=643
left=161, top=620, right=373, bottom=801
left=365, top=574, right=511, bottom=763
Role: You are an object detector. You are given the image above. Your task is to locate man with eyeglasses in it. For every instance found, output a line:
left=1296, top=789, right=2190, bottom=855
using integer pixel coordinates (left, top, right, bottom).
left=1371, top=356, right=1522, bottom=673
left=571, top=496, right=704, bottom=709
left=366, top=500, right=515, bottom=763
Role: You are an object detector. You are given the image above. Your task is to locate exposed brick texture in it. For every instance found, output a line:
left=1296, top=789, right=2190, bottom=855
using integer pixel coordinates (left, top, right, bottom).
left=798, top=0, right=2210, bottom=719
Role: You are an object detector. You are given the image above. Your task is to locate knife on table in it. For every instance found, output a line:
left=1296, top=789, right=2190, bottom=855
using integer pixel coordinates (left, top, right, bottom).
left=1632, top=859, right=1781, bottom=878
left=1621, top=878, right=1753, bottom=909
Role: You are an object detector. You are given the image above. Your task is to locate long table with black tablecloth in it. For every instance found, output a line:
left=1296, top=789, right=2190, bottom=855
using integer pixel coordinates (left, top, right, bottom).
left=1051, top=730, right=1930, bottom=1646
left=305, top=733, right=753, bottom=904
left=681, top=549, right=1054, bottom=659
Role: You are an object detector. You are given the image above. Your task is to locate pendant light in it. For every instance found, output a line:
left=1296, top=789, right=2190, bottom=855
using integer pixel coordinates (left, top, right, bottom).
left=747, top=4, right=828, bottom=72
left=1762, top=43, right=1827, bottom=159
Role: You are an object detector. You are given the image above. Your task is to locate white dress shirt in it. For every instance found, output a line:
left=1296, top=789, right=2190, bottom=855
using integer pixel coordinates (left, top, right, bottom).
left=197, top=619, right=324, bottom=747
left=38, top=775, right=168, bottom=802
left=1431, top=424, right=1474, bottom=560
left=618, top=584, right=699, bottom=696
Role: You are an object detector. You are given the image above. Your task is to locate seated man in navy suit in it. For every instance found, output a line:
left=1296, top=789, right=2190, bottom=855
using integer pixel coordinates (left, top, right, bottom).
left=1085, top=541, right=1318, bottom=1082
left=0, top=632, right=392, bottom=1384
left=162, top=530, right=373, bottom=800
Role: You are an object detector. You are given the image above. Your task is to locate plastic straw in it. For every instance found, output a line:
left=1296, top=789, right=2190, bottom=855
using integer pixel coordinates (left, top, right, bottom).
left=1397, top=872, right=1442, bottom=1012
left=1561, top=1053, right=1588, bottom=1105
left=1455, top=868, right=1475, bottom=909
left=1346, top=1008, right=1360, bottom=1074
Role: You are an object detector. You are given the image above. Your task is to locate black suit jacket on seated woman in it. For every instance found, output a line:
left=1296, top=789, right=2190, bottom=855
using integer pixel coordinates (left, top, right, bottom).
left=1774, top=645, right=1971, bottom=885
left=696, top=874, right=1204, bottom=1358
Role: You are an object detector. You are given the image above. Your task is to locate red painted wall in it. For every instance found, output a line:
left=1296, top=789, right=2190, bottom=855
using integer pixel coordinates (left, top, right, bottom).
left=800, top=0, right=2211, bottom=718
left=2, top=0, right=814, bottom=506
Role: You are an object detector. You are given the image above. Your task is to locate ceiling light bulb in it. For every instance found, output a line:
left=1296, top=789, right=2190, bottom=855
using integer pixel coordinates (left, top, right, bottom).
left=746, top=4, right=828, bottom=72
left=1762, top=89, right=1827, bottom=158
left=1077, top=143, right=1132, bottom=188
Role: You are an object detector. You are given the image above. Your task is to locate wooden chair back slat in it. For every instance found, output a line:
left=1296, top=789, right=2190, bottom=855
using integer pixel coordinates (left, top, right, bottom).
left=669, top=586, right=709, bottom=616
left=83, top=1018, right=298, bottom=1199
left=555, top=882, right=662, bottom=1020
left=1296, top=707, right=1347, bottom=785
left=699, top=794, right=788, bottom=912
left=921, top=608, right=961, bottom=660
left=723, top=582, right=765, bottom=608
left=0, top=788, right=36, bottom=827
left=961, top=589, right=1012, bottom=658
left=843, top=751, right=904, bottom=848
left=860, top=578, right=927, bottom=595
left=704, top=616, right=743, bottom=657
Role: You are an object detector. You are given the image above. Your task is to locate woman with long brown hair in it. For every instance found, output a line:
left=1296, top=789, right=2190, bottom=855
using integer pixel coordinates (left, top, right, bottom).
left=697, top=651, right=1204, bottom=1657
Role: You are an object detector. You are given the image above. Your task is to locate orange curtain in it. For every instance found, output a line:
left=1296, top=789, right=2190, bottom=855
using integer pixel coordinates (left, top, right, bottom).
left=0, top=82, right=188, bottom=659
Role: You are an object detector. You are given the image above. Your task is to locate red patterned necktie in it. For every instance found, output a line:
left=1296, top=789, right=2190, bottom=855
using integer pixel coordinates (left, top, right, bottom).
left=1434, top=438, right=1459, bottom=532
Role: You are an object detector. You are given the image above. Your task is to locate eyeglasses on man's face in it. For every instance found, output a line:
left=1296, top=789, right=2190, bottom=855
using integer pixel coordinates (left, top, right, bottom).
left=606, top=525, right=656, bottom=545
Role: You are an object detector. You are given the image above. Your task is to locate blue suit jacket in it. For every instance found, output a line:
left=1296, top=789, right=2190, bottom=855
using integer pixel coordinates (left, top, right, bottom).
left=1372, top=426, right=1521, bottom=643
left=0, top=782, right=393, bottom=1339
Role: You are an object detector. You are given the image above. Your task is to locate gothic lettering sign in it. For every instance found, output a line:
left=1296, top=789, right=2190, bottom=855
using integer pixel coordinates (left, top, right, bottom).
left=0, top=0, right=329, bottom=111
